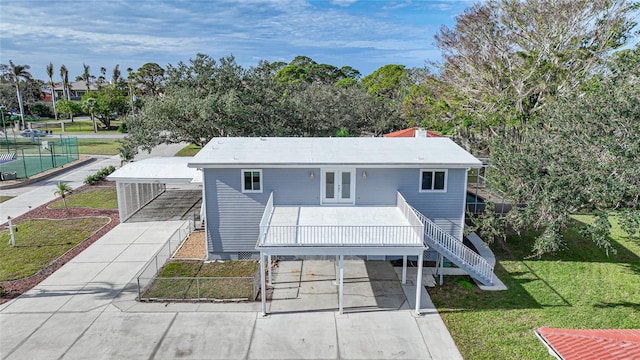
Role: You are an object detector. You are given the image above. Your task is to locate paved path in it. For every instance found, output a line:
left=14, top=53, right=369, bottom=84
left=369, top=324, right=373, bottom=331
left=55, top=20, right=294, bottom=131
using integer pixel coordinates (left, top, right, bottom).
left=1, top=229, right=463, bottom=360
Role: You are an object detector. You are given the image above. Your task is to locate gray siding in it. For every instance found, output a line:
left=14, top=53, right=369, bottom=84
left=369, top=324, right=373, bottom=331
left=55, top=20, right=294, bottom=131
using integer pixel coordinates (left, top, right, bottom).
left=204, top=166, right=468, bottom=257
left=204, top=168, right=320, bottom=258
left=356, top=168, right=467, bottom=240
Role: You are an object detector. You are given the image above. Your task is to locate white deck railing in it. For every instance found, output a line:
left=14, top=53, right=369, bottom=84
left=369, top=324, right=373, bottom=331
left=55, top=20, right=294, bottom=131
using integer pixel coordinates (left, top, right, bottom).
left=411, top=206, right=494, bottom=282
left=397, top=192, right=425, bottom=239
left=258, top=192, right=274, bottom=244
left=259, top=225, right=423, bottom=246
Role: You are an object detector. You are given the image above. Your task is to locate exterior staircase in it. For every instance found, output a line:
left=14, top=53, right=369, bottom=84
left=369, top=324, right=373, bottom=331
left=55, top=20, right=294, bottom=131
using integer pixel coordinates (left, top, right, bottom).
left=411, top=207, right=494, bottom=286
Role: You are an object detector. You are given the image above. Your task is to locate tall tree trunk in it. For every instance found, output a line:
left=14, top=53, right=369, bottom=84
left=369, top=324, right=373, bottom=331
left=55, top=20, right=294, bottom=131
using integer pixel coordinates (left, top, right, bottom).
left=51, top=85, right=58, bottom=120
left=15, top=86, right=26, bottom=129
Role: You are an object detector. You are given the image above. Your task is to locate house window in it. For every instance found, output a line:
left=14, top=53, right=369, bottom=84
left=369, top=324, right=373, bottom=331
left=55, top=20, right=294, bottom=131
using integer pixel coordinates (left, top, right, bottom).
left=242, top=169, right=262, bottom=193
left=420, top=169, right=447, bottom=192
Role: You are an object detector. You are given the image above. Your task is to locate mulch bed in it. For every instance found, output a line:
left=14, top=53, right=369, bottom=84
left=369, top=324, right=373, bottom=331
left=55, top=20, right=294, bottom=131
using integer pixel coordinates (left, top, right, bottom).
left=0, top=181, right=119, bottom=304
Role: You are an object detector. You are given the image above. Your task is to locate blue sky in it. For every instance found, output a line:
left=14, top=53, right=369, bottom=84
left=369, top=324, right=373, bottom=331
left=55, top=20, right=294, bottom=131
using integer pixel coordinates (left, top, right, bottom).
left=0, top=0, right=473, bottom=81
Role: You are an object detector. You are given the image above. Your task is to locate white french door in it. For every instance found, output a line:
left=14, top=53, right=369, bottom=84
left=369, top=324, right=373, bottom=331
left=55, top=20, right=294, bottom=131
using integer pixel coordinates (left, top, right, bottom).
left=321, top=169, right=355, bottom=205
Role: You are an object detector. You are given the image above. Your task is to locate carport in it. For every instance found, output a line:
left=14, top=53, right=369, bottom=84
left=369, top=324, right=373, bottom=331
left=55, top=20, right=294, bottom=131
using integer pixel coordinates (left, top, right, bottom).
left=107, top=157, right=203, bottom=223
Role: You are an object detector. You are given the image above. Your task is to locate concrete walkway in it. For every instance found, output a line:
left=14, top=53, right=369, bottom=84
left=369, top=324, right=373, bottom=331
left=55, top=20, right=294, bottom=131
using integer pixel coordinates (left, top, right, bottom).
left=1, top=227, right=463, bottom=360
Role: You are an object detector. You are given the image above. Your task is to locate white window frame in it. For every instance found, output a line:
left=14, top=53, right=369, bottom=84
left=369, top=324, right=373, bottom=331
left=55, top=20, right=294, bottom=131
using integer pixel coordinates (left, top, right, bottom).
left=419, top=169, right=448, bottom=193
left=241, top=169, right=263, bottom=193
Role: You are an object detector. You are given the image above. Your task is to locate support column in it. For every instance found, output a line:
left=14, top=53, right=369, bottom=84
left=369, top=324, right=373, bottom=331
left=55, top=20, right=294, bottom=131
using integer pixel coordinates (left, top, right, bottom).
left=335, top=255, right=339, bottom=284
left=439, top=254, right=444, bottom=285
left=402, top=255, right=407, bottom=284
left=338, top=255, right=344, bottom=314
left=267, top=254, right=272, bottom=285
left=115, top=182, right=125, bottom=222
left=260, top=252, right=267, bottom=316
left=415, top=251, right=424, bottom=315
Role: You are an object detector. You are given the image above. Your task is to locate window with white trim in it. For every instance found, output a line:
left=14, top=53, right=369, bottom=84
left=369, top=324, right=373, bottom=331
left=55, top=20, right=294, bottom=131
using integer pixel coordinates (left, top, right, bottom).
left=242, top=169, right=262, bottom=193
left=420, top=169, right=447, bottom=192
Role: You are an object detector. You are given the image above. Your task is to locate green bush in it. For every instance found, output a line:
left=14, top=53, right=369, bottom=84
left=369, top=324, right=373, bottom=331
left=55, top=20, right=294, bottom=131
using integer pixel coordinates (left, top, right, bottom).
left=30, top=104, right=53, bottom=118
left=84, top=166, right=116, bottom=185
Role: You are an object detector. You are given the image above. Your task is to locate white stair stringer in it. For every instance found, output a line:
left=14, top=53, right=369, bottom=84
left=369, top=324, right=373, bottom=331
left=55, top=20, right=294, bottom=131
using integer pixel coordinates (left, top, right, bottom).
left=411, top=207, right=494, bottom=286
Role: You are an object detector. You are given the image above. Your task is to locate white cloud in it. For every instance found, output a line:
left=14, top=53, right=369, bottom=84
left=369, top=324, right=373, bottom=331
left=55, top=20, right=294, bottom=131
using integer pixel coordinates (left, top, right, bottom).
left=330, top=0, right=358, bottom=7
left=0, top=0, right=462, bottom=78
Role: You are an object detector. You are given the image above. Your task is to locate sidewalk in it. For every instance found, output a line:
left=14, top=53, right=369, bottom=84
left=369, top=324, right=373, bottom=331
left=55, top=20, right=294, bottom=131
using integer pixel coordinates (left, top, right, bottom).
left=1, top=229, right=463, bottom=360
left=0, top=156, right=121, bottom=220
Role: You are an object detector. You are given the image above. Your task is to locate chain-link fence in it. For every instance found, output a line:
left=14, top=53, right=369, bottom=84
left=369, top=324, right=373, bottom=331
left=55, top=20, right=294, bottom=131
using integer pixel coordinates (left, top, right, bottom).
left=139, top=274, right=260, bottom=301
left=135, top=220, right=195, bottom=298
left=135, top=219, right=261, bottom=302
left=0, top=136, right=79, bottom=179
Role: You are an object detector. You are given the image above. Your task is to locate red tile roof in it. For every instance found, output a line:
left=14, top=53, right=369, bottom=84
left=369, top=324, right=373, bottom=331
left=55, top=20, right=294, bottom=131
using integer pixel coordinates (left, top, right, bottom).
left=536, top=327, right=640, bottom=360
left=384, top=127, right=441, bottom=138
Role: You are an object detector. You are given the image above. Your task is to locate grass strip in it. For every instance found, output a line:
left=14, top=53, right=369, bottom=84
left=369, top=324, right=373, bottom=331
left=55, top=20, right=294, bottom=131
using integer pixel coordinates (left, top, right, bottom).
left=49, top=187, right=117, bottom=210
left=175, top=144, right=201, bottom=157
left=143, top=260, right=259, bottom=300
left=429, top=215, right=640, bottom=359
left=78, top=138, right=121, bottom=155
left=0, top=217, right=110, bottom=281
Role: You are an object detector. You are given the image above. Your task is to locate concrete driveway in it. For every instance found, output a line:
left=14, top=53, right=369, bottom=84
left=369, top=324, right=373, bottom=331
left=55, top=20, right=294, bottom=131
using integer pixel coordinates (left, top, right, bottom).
left=0, top=221, right=462, bottom=360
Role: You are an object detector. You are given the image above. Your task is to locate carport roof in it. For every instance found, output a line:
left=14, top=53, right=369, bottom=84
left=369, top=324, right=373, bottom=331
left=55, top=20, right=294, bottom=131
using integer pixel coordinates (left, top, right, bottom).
left=107, top=157, right=202, bottom=184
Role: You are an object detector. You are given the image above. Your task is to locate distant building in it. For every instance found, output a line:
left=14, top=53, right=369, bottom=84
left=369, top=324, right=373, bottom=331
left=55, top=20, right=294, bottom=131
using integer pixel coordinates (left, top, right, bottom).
left=384, top=126, right=442, bottom=138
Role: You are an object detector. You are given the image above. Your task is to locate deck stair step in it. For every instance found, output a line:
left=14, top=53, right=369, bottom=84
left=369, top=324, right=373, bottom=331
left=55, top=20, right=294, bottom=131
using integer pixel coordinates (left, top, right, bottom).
left=411, top=207, right=494, bottom=286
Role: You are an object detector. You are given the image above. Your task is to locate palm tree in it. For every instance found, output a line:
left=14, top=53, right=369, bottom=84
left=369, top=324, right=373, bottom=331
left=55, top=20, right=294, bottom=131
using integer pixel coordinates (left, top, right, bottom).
left=77, top=63, right=92, bottom=92
left=60, top=65, right=73, bottom=122
left=8, top=60, right=32, bottom=129
left=46, top=62, right=58, bottom=120
left=97, top=66, right=107, bottom=89
left=82, top=97, right=98, bottom=133
left=60, top=64, right=70, bottom=101
left=126, top=67, right=135, bottom=111
left=53, top=182, right=73, bottom=210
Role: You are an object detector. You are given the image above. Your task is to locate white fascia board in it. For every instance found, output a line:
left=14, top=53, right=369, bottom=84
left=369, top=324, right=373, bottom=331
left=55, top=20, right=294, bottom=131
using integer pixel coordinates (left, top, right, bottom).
left=189, top=163, right=480, bottom=169
left=109, top=178, right=198, bottom=184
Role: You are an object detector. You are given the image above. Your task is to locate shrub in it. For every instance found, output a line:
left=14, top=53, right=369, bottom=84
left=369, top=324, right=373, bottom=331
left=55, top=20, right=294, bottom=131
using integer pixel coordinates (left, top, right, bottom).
left=84, top=166, right=116, bottom=185
left=30, top=103, right=53, bottom=118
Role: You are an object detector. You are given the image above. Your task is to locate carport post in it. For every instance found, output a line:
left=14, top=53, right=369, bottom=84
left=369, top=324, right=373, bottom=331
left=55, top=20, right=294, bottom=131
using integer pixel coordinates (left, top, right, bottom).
left=260, top=251, right=267, bottom=316
left=335, top=255, right=339, bottom=283
left=402, top=255, right=407, bottom=284
left=439, top=254, right=444, bottom=285
left=415, top=251, right=424, bottom=315
left=338, top=255, right=344, bottom=314
left=267, top=254, right=272, bottom=285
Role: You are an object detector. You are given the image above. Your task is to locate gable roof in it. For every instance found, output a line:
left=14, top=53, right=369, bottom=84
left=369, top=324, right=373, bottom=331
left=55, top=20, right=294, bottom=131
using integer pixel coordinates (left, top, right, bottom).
left=535, top=327, right=640, bottom=360
left=384, top=127, right=441, bottom=138
left=188, top=137, right=481, bottom=168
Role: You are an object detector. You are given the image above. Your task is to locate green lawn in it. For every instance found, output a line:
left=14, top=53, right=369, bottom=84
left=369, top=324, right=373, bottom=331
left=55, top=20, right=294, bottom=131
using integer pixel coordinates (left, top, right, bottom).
left=175, top=144, right=201, bottom=157
left=143, top=260, right=259, bottom=300
left=51, top=119, right=122, bottom=134
left=0, top=217, right=111, bottom=281
left=429, top=215, right=640, bottom=359
left=49, top=187, right=117, bottom=210
left=0, top=196, right=15, bottom=203
left=78, top=138, right=121, bottom=155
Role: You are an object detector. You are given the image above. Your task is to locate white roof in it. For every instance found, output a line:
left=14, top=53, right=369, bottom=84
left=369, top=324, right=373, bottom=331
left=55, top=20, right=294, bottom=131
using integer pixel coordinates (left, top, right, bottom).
left=108, top=157, right=202, bottom=184
left=188, top=137, right=481, bottom=168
